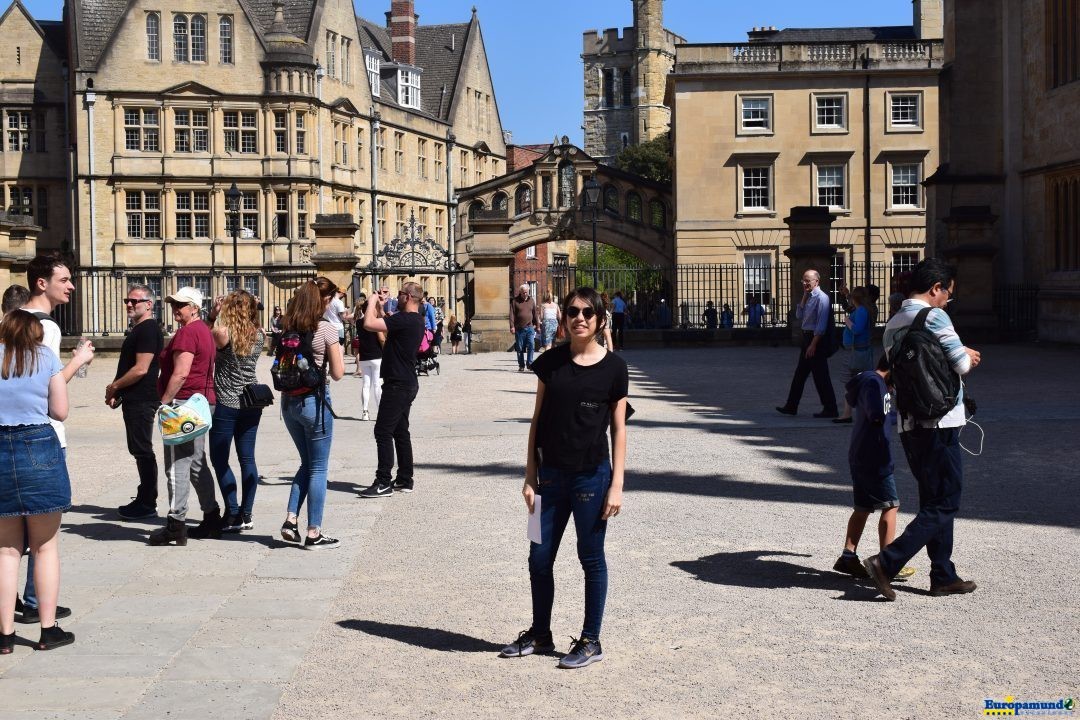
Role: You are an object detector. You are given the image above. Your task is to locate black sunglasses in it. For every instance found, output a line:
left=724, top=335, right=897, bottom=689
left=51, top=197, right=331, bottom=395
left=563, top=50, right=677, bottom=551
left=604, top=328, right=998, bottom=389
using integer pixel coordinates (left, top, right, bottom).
left=565, top=306, right=596, bottom=320
left=123, top=298, right=150, bottom=306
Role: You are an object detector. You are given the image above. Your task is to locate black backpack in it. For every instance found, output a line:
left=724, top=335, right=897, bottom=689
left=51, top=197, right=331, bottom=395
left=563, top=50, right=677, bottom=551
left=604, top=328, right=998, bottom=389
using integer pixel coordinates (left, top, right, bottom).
left=271, top=323, right=327, bottom=397
left=887, top=307, right=961, bottom=421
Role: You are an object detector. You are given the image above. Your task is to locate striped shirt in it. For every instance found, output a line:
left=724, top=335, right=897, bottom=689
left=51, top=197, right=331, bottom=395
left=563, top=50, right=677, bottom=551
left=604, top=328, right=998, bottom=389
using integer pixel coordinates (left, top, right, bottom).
left=883, top=299, right=970, bottom=430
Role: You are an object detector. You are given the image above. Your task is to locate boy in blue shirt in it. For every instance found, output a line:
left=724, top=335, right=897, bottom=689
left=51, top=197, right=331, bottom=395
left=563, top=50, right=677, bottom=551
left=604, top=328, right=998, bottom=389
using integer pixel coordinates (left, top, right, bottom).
left=833, top=355, right=915, bottom=579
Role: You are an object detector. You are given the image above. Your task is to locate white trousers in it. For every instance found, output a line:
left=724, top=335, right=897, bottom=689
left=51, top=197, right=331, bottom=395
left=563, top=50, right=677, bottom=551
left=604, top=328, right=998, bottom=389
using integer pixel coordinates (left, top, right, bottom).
left=359, top=359, right=382, bottom=412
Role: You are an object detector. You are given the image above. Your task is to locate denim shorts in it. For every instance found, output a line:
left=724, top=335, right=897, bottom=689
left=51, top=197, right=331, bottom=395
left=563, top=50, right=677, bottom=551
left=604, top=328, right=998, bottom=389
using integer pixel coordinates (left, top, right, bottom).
left=0, top=424, right=72, bottom=517
left=850, top=469, right=899, bottom=512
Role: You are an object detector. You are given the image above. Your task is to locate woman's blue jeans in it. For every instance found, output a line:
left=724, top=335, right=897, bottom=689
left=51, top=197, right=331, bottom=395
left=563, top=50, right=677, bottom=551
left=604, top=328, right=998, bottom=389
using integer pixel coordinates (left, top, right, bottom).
left=528, top=462, right=611, bottom=641
left=208, top=405, right=263, bottom=517
left=281, top=393, right=333, bottom=529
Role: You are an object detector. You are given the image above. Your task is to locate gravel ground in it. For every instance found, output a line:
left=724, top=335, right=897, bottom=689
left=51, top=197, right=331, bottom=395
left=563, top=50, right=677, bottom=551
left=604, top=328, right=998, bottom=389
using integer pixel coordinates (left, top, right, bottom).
left=273, top=343, right=1079, bottom=720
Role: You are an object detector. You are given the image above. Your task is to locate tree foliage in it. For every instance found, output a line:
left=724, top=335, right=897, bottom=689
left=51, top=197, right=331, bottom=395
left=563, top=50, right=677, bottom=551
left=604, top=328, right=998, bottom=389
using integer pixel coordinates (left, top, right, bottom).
left=613, top=134, right=672, bottom=185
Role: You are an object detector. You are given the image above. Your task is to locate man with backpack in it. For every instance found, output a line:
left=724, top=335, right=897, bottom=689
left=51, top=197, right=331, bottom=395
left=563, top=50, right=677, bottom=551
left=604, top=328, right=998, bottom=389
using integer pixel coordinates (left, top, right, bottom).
left=776, top=269, right=838, bottom=418
left=358, top=282, right=425, bottom=498
left=864, top=258, right=982, bottom=601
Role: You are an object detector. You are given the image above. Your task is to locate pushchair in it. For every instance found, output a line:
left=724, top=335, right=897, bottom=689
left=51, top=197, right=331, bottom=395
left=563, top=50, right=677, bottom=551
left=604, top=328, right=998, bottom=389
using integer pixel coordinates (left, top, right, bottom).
left=416, top=328, right=440, bottom=376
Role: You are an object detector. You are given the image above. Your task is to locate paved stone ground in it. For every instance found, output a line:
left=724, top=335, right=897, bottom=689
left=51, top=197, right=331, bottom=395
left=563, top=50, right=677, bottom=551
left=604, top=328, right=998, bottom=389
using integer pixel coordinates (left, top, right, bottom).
left=0, top=343, right=1076, bottom=719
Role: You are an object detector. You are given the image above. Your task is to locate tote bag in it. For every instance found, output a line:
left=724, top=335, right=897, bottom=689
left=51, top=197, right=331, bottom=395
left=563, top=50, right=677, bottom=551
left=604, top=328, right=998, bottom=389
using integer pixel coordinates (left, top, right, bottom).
left=158, top=393, right=213, bottom=445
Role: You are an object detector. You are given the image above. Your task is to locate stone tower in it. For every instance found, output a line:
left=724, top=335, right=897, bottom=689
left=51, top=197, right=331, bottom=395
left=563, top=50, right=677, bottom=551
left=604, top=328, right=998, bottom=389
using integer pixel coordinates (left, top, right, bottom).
left=582, top=0, right=683, bottom=164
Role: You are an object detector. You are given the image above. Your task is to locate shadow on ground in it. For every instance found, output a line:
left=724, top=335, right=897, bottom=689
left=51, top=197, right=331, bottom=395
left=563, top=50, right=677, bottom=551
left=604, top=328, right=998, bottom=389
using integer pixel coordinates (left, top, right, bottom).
left=336, top=619, right=503, bottom=653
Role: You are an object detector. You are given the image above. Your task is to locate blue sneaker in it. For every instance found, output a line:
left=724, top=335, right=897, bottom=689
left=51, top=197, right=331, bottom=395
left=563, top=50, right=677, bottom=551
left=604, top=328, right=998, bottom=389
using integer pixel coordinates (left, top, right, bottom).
left=499, top=629, right=555, bottom=658
left=558, top=637, right=603, bottom=669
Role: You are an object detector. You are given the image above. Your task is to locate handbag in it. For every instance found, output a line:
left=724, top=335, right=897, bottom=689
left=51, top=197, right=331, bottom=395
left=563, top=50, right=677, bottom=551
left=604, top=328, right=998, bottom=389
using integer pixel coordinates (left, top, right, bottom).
left=158, top=393, right=213, bottom=446
left=240, top=383, right=275, bottom=410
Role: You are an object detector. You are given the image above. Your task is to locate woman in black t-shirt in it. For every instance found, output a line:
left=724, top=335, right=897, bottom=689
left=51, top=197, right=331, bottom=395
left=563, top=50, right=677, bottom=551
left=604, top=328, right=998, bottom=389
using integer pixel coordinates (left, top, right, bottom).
left=499, top=287, right=628, bottom=670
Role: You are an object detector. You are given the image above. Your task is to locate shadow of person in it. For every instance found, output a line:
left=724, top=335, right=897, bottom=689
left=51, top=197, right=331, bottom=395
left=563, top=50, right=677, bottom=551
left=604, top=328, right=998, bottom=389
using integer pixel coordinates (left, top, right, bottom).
left=671, top=549, right=883, bottom=601
left=336, top=619, right=503, bottom=653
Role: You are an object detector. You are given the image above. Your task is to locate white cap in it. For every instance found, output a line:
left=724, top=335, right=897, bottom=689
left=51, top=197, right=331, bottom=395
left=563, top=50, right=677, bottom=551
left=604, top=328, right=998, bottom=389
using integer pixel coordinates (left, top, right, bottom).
left=165, top=286, right=204, bottom=308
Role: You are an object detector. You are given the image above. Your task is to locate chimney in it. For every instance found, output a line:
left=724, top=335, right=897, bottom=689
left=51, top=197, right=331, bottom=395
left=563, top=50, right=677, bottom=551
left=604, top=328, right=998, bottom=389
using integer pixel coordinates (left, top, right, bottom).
left=388, top=0, right=417, bottom=66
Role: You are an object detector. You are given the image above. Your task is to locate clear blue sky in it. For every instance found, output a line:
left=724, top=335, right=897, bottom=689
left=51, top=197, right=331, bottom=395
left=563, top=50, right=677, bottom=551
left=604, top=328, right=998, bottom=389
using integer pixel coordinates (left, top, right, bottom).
left=20, top=0, right=912, bottom=146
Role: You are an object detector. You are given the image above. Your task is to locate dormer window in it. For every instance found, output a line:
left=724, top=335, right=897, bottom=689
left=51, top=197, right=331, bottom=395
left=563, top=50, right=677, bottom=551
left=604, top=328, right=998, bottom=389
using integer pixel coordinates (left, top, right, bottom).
left=366, top=53, right=380, bottom=97
left=398, top=69, right=420, bottom=109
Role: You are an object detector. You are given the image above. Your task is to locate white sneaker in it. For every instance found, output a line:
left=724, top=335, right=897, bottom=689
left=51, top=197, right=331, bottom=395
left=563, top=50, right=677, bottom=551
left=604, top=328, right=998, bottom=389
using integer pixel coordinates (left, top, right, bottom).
left=362, top=411, right=369, bottom=421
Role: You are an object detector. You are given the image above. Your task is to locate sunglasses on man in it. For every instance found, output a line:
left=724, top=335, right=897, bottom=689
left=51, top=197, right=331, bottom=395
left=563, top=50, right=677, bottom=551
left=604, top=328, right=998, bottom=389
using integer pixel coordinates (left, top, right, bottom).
left=123, top=298, right=151, bottom=306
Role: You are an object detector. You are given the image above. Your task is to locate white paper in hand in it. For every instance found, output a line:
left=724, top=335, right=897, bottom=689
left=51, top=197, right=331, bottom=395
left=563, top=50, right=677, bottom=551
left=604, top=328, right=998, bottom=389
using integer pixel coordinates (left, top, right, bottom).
left=527, top=494, right=542, bottom=544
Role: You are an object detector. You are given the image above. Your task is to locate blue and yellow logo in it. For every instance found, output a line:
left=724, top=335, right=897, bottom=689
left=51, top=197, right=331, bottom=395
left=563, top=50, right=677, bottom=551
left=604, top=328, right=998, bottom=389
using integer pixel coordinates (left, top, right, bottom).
left=983, top=696, right=1075, bottom=716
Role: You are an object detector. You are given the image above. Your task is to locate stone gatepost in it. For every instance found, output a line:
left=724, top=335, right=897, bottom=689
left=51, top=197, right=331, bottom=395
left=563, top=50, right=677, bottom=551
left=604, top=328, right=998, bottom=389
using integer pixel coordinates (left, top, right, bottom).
left=309, top=214, right=361, bottom=294
left=783, top=206, right=837, bottom=344
left=464, top=214, right=515, bottom=353
left=0, top=212, right=40, bottom=290
left=939, top=206, right=999, bottom=334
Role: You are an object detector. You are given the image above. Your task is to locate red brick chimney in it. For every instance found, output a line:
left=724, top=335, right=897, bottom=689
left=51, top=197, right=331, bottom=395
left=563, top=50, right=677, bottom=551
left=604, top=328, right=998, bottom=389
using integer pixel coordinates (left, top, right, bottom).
left=387, top=1, right=417, bottom=66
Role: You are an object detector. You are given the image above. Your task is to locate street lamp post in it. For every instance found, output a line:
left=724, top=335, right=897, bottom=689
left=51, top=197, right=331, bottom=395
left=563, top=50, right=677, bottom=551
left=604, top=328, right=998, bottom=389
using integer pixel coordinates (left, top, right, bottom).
left=225, top=182, right=242, bottom=288
left=583, top=175, right=602, bottom=288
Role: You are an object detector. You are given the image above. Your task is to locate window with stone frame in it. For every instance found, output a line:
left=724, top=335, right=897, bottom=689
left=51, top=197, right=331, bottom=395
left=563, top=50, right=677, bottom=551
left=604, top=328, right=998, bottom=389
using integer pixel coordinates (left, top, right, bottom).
left=649, top=199, right=666, bottom=229
left=890, top=163, right=921, bottom=208
left=740, top=96, right=772, bottom=133
left=341, top=37, right=351, bottom=83
left=558, top=161, right=575, bottom=208
left=476, top=154, right=486, bottom=184
left=460, top=149, right=469, bottom=186
left=274, top=112, right=287, bottom=153
left=376, top=127, right=386, bottom=170
left=435, top=208, right=444, bottom=242
left=326, top=31, right=337, bottom=78
left=241, top=191, right=259, bottom=238
left=515, top=184, right=532, bottom=215
left=626, top=192, right=642, bottom=222
left=602, top=68, right=615, bottom=108
left=541, top=175, right=552, bottom=208
left=376, top=200, right=387, bottom=242
left=274, top=192, right=289, bottom=238
left=297, top=192, right=308, bottom=238
left=891, top=251, right=919, bottom=277
left=146, top=13, right=160, bottom=61
left=816, top=164, right=846, bottom=208
left=434, top=142, right=443, bottom=180
left=890, top=93, right=920, bottom=128
left=333, top=121, right=349, bottom=166
left=417, top=205, right=428, bottom=237
left=223, top=111, right=257, bottom=153
left=4, top=185, right=32, bottom=217
left=603, top=185, right=619, bottom=214
left=815, top=95, right=845, bottom=129
left=124, top=108, right=160, bottom=152
left=175, top=190, right=210, bottom=238
left=417, top=138, right=427, bottom=178
left=173, top=14, right=189, bottom=62
left=356, top=128, right=364, bottom=168
left=126, top=190, right=161, bottom=239
left=366, top=53, right=380, bottom=97
left=621, top=69, right=632, bottom=107
left=5, top=109, right=45, bottom=152
left=394, top=132, right=404, bottom=173
left=296, top=112, right=306, bottom=155
left=1049, top=0, right=1080, bottom=88
left=190, top=15, right=206, bottom=62
left=173, top=109, right=209, bottom=153
left=219, top=16, right=233, bottom=64
left=741, top=166, right=772, bottom=211
left=395, top=202, right=407, bottom=239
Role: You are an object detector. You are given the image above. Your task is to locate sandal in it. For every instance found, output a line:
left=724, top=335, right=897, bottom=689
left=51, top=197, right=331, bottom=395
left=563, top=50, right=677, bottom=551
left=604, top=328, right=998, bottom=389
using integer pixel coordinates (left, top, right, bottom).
left=280, top=519, right=300, bottom=543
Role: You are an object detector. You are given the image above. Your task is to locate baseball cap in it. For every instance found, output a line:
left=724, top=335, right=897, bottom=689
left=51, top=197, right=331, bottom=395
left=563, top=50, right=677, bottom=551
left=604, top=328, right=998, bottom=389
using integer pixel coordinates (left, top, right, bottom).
left=165, top=287, right=204, bottom=307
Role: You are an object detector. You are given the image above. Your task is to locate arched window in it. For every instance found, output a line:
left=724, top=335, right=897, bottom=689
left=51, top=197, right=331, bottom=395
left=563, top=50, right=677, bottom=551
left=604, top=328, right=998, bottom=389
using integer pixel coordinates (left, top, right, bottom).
left=173, top=15, right=189, bottom=62
left=190, top=15, right=206, bottom=62
left=219, top=16, right=233, bottom=64
left=146, top=13, right=160, bottom=61
left=603, top=185, right=619, bottom=214
left=649, top=199, right=666, bottom=229
left=627, top=192, right=642, bottom=222
left=559, top=161, right=576, bottom=208
left=515, top=184, right=532, bottom=215
left=468, top=201, right=485, bottom=219
left=492, top=192, right=509, bottom=214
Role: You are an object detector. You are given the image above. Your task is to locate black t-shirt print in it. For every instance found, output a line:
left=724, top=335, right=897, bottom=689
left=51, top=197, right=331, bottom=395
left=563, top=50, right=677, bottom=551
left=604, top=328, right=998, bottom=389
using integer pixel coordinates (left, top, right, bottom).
left=531, top=343, right=629, bottom=472
left=115, top=318, right=163, bottom=403
left=381, top=311, right=425, bottom=383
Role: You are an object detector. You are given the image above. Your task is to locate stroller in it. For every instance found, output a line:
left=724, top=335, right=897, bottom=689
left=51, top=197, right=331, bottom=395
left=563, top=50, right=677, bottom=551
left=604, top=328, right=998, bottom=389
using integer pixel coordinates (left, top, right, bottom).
left=416, top=328, right=440, bottom=376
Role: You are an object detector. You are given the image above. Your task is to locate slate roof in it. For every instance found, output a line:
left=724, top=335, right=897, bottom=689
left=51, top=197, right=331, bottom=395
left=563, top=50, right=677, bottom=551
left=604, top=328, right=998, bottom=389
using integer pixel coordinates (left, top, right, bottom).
left=38, top=20, right=68, bottom=61
left=244, top=0, right=315, bottom=40
left=762, top=26, right=916, bottom=43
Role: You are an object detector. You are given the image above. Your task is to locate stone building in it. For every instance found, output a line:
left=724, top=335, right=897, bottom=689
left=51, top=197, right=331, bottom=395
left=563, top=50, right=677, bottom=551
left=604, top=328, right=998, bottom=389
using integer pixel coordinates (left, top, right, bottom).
left=926, top=0, right=1080, bottom=343
left=667, top=1, right=944, bottom=307
left=0, top=0, right=506, bottom=330
left=582, top=0, right=684, bottom=163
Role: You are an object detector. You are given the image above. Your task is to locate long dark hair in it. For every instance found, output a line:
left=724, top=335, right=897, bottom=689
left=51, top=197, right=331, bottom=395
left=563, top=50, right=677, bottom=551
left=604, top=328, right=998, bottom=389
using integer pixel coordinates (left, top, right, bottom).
left=0, top=309, right=44, bottom=379
left=285, top=277, right=338, bottom=333
left=562, top=287, right=607, bottom=335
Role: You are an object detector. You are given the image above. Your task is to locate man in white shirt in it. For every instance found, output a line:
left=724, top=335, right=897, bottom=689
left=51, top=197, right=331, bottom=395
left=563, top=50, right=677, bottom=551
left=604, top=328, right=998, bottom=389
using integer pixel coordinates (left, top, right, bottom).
left=15, top=253, right=95, bottom=624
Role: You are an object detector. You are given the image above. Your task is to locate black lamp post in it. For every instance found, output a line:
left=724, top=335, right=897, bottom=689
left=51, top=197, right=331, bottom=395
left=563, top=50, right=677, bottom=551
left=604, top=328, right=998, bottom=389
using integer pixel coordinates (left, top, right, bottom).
left=225, top=182, right=242, bottom=287
left=583, top=175, right=602, bottom=287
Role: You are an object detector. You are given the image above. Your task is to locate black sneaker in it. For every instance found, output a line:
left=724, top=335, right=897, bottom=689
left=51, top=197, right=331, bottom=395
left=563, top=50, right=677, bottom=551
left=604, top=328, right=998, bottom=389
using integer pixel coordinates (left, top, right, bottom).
left=499, top=629, right=555, bottom=658
left=305, top=534, right=340, bottom=550
left=558, top=637, right=604, bottom=669
left=118, top=499, right=157, bottom=520
left=280, top=520, right=301, bottom=544
left=359, top=483, right=393, bottom=499
left=221, top=512, right=243, bottom=534
left=17, top=599, right=72, bottom=625
left=775, top=405, right=797, bottom=416
left=392, top=479, right=414, bottom=493
left=832, top=553, right=870, bottom=578
left=239, top=513, right=254, bottom=530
